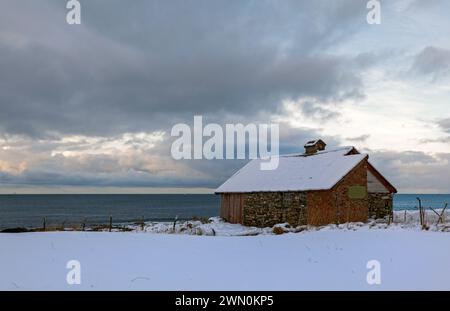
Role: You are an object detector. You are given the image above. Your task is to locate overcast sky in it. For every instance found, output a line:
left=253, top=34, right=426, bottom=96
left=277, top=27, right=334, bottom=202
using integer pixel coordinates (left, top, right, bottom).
left=0, top=0, right=449, bottom=194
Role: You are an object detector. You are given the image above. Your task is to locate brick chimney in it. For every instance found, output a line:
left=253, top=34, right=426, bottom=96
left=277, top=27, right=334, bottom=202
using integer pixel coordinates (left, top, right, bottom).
left=304, top=139, right=326, bottom=155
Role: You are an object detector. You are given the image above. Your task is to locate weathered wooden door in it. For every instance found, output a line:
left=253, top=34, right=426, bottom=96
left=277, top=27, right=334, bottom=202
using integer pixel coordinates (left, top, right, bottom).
left=220, top=193, right=244, bottom=224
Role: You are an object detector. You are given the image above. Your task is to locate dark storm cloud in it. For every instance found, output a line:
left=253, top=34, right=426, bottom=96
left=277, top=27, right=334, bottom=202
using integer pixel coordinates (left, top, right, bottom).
left=300, top=101, right=342, bottom=121
left=419, top=137, right=450, bottom=144
left=438, top=118, right=450, bottom=133
left=410, top=46, right=450, bottom=79
left=408, top=0, right=442, bottom=9
left=0, top=0, right=367, bottom=137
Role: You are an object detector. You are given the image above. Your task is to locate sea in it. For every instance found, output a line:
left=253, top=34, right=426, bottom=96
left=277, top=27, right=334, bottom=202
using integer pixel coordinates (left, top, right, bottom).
left=0, top=194, right=449, bottom=230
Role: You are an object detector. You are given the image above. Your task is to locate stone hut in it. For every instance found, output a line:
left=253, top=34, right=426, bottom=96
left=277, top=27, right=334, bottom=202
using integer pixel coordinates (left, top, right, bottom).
left=215, top=140, right=397, bottom=227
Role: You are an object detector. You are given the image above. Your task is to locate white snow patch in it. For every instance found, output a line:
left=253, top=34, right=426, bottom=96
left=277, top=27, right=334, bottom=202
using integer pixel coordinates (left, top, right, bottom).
left=1, top=227, right=450, bottom=290
left=135, top=217, right=273, bottom=236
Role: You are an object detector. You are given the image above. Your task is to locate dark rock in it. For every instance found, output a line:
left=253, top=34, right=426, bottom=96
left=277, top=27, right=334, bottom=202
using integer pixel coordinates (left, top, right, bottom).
left=1, top=227, right=30, bottom=233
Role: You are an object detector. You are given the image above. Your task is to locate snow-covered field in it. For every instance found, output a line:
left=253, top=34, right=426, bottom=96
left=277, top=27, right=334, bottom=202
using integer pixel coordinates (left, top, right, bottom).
left=1, top=217, right=450, bottom=291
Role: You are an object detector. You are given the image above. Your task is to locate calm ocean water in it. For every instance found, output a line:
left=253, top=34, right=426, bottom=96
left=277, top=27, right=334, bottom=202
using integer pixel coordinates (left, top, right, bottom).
left=0, top=194, right=449, bottom=229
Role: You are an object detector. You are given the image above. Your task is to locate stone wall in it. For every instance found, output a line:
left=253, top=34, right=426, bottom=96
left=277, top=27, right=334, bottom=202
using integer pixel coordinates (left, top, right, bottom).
left=368, top=193, right=393, bottom=219
left=243, top=192, right=307, bottom=227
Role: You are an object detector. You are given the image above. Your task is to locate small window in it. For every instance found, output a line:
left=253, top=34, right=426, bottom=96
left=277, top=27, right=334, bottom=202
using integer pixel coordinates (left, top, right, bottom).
left=348, top=186, right=367, bottom=199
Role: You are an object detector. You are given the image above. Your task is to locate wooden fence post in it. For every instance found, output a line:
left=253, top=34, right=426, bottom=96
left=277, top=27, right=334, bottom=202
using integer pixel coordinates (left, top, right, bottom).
left=173, top=215, right=179, bottom=232
left=416, top=197, right=423, bottom=227
left=82, top=218, right=86, bottom=231
left=441, top=203, right=448, bottom=224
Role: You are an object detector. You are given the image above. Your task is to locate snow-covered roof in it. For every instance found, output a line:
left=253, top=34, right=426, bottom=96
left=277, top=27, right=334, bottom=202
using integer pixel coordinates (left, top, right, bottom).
left=215, top=147, right=368, bottom=193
